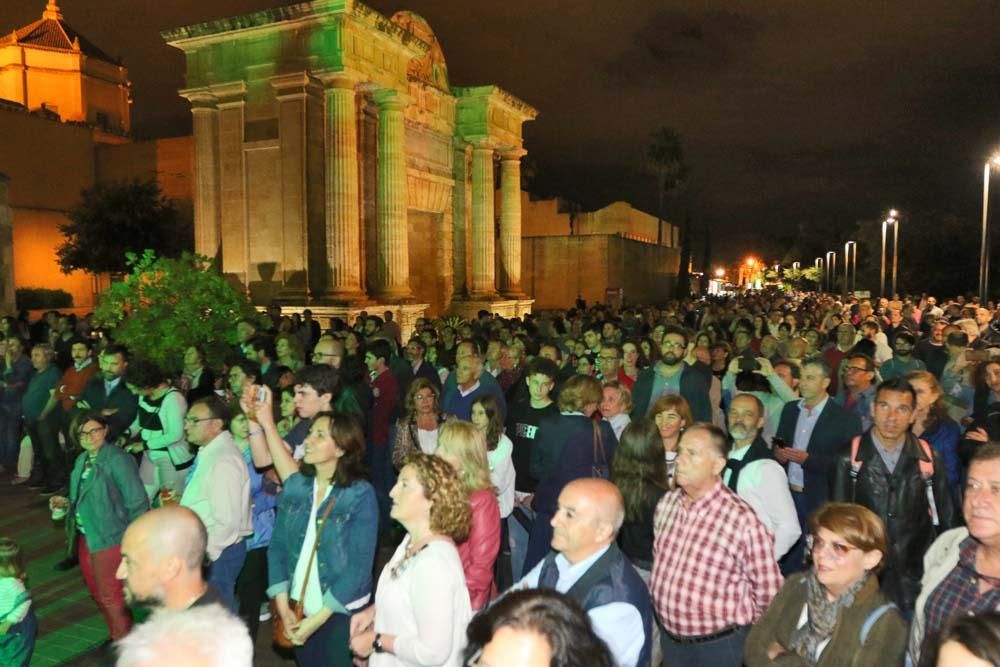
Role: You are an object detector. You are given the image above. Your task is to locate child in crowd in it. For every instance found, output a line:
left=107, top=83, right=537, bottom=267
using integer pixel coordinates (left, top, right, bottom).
left=0, top=538, right=36, bottom=665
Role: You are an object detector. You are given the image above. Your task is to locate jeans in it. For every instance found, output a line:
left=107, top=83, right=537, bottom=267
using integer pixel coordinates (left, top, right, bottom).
left=294, top=612, right=353, bottom=667
left=209, top=540, right=247, bottom=613
left=0, top=607, right=36, bottom=666
left=660, top=625, right=749, bottom=667
left=236, top=547, right=268, bottom=642
left=0, top=402, right=20, bottom=466
left=507, top=507, right=535, bottom=582
left=367, top=435, right=396, bottom=531
left=78, top=538, right=132, bottom=640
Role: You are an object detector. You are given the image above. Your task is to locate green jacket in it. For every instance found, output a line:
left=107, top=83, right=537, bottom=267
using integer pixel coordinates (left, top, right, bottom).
left=745, top=572, right=907, bottom=667
left=66, top=444, right=148, bottom=555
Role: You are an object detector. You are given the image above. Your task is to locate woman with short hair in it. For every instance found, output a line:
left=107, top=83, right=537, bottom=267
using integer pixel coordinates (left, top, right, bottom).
left=349, top=453, right=472, bottom=666
left=745, top=502, right=907, bottom=666
left=648, top=394, right=692, bottom=488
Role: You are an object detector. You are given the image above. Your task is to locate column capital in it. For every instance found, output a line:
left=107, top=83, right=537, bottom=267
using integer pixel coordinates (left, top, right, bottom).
left=178, top=87, right=217, bottom=110
left=372, top=88, right=409, bottom=110
left=271, top=72, right=322, bottom=99
left=499, top=147, right=527, bottom=162
left=316, top=70, right=362, bottom=91
left=208, top=81, right=247, bottom=106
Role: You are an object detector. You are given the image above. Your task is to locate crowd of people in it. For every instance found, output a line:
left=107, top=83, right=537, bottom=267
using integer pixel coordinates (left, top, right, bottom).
left=1, top=293, right=1000, bottom=666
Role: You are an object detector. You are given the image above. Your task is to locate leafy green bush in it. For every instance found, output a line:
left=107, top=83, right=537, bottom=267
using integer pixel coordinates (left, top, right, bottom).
left=16, top=288, right=73, bottom=310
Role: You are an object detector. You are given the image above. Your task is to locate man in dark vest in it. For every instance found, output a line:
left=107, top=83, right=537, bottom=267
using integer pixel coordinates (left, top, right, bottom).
left=517, top=478, right=651, bottom=667
left=724, top=394, right=800, bottom=560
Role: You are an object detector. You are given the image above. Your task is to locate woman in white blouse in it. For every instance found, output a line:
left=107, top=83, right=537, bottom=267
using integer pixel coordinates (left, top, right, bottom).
left=350, top=453, right=472, bottom=667
left=391, top=379, right=445, bottom=469
left=470, top=395, right=515, bottom=518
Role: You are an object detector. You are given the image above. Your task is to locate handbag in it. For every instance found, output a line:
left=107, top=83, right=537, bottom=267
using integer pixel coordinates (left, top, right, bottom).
left=272, top=494, right=337, bottom=648
left=591, top=421, right=609, bottom=479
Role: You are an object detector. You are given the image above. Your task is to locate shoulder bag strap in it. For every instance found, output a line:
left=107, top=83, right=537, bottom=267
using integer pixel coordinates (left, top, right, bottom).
left=295, top=490, right=338, bottom=602
left=592, top=421, right=607, bottom=469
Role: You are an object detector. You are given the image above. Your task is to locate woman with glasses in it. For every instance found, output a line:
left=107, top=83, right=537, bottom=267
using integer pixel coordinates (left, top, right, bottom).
left=745, top=502, right=906, bottom=666
left=392, top=378, right=444, bottom=469
left=48, top=411, right=148, bottom=642
left=349, top=453, right=472, bottom=667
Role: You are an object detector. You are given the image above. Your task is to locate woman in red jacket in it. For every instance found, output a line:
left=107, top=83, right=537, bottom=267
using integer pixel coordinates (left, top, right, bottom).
left=435, top=419, right=501, bottom=611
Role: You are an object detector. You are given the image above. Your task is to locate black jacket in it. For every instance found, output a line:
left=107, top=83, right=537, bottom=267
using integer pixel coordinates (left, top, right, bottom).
left=830, top=430, right=960, bottom=613
left=630, top=362, right=712, bottom=422
left=776, top=398, right=862, bottom=519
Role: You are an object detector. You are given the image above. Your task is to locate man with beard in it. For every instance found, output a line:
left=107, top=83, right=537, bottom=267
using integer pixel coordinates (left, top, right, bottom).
left=631, top=326, right=712, bottom=422
left=916, top=317, right=949, bottom=379
left=116, top=506, right=235, bottom=611
left=724, top=395, right=800, bottom=560
left=76, top=345, right=138, bottom=443
left=880, top=332, right=926, bottom=380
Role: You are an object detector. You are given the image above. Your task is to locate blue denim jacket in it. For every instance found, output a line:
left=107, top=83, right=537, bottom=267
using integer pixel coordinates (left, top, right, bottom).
left=267, top=472, right=378, bottom=614
left=241, top=448, right=277, bottom=551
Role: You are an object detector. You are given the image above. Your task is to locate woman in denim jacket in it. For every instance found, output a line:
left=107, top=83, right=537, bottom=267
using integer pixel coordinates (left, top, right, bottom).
left=251, top=384, right=378, bottom=667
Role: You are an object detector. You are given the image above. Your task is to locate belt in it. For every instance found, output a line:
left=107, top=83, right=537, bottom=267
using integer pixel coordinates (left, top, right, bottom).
left=664, top=625, right=748, bottom=644
left=789, top=484, right=804, bottom=493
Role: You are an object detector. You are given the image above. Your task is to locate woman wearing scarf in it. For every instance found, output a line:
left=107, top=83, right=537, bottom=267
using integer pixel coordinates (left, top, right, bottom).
left=745, top=502, right=906, bottom=666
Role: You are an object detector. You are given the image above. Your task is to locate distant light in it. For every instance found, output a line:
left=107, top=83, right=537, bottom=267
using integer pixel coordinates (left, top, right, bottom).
left=889, top=209, right=899, bottom=218
left=746, top=257, right=756, bottom=266
left=991, top=155, right=1000, bottom=166
left=715, top=268, right=725, bottom=277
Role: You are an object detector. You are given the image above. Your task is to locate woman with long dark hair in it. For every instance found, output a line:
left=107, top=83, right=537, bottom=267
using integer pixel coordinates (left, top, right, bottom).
left=906, top=370, right=961, bottom=496
left=251, top=385, right=378, bottom=667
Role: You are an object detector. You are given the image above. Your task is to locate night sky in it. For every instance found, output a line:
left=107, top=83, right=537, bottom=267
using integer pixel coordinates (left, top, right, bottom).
left=7, top=0, right=1000, bottom=262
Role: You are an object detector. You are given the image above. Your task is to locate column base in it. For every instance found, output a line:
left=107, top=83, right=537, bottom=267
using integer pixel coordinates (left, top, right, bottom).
left=449, top=297, right=533, bottom=320
left=369, top=289, right=415, bottom=304
left=260, top=302, right=429, bottom=341
left=316, top=289, right=371, bottom=306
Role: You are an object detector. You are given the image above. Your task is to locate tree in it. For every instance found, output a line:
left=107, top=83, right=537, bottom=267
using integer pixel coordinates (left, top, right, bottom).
left=57, top=180, right=192, bottom=275
left=93, top=250, right=263, bottom=373
left=647, top=127, right=686, bottom=247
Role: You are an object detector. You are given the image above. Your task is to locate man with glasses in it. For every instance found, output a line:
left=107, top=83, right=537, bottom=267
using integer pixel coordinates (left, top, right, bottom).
left=405, top=337, right=441, bottom=389
left=831, top=378, right=958, bottom=615
left=310, top=334, right=344, bottom=369
left=630, top=326, right=712, bottom=422
left=835, top=353, right=877, bottom=431
left=596, top=344, right=622, bottom=383
left=179, top=396, right=252, bottom=613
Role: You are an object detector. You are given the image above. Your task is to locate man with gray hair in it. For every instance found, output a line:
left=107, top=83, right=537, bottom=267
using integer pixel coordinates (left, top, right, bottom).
left=116, top=603, right=252, bottom=667
left=517, top=478, right=652, bottom=667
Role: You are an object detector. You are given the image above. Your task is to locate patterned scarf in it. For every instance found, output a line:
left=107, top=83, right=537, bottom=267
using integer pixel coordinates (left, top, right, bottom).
left=788, top=571, right=869, bottom=665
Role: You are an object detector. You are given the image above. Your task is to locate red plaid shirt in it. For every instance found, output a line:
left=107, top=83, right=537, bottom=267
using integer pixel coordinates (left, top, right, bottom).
left=650, top=481, right=783, bottom=637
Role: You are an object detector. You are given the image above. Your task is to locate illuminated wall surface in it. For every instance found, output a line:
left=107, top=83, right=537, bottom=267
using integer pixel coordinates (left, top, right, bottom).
left=163, top=0, right=538, bottom=316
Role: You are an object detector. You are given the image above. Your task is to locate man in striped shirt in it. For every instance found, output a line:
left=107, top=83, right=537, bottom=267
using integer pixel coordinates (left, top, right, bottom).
left=650, top=423, right=783, bottom=666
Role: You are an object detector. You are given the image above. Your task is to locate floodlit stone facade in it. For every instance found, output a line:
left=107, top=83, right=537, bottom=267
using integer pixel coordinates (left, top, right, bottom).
left=163, top=0, right=538, bottom=326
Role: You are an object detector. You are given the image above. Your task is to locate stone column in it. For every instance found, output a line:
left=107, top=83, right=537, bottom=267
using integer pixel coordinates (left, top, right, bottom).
left=452, top=143, right=469, bottom=297
left=469, top=140, right=497, bottom=299
left=371, top=89, right=411, bottom=301
left=186, top=94, right=222, bottom=262
left=321, top=74, right=365, bottom=301
left=215, top=83, right=249, bottom=290
left=0, top=174, right=14, bottom=316
left=499, top=150, right=525, bottom=297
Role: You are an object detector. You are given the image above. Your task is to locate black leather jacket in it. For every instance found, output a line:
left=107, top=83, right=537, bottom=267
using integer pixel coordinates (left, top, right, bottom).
left=830, top=430, right=959, bottom=613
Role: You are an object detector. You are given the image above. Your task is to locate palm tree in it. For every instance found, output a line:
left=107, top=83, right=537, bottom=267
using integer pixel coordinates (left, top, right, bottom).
left=646, top=127, right=686, bottom=246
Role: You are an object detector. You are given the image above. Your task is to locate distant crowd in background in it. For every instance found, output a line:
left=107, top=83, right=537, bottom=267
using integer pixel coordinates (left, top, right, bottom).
left=2, top=291, right=1000, bottom=666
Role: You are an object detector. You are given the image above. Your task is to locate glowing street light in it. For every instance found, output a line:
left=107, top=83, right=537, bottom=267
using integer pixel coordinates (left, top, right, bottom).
left=826, top=251, right=837, bottom=293
left=880, top=210, right=900, bottom=298
left=715, top=267, right=725, bottom=278
left=979, top=156, right=1000, bottom=303
left=843, top=241, right=857, bottom=296
left=815, top=257, right=825, bottom=292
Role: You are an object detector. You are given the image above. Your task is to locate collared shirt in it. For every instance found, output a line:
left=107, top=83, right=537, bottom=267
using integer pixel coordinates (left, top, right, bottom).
left=650, top=362, right=682, bottom=402
left=650, top=482, right=783, bottom=637
left=103, top=376, right=121, bottom=397
left=723, top=443, right=801, bottom=559
left=457, top=380, right=481, bottom=398
left=181, top=431, right=253, bottom=560
left=788, top=396, right=828, bottom=488
left=870, top=431, right=905, bottom=473
left=521, top=545, right=644, bottom=667
left=74, top=358, right=93, bottom=372
left=604, top=413, right=631, bottom=440
left=923, top=537, right=1000, bottom=648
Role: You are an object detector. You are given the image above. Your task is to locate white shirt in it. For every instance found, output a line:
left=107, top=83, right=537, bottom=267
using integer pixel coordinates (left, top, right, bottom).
left=488, top=434, right=516, bottom=518
left=416, top=428, right=438, bottom=455
left=723, top=446, right=801, bottom=559
left=520, top=546, right=645, bottom=667
left=181, top=431, right=253, bottom=560
left=372, top=536, right=471, bottom=667
left=604, top=413, right=631, bottom=440
left=291, top=481, right=332, bottom=616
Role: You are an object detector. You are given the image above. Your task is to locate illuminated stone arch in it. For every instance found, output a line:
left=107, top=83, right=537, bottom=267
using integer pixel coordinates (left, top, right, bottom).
left=390, top=11, right=449, bottom=92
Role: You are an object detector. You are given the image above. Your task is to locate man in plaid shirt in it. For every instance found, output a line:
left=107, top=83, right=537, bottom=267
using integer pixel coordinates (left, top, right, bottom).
left=650, top=423, right=783, bottom=666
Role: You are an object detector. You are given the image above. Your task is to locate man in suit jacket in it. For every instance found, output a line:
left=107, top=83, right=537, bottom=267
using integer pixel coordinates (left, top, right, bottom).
left=76, top=344, right=139, bottom=443
left=630, top=326, right=712, bottom=422
left=775, top=356, right=862, bottom=574
left=405, top=337, right=441, bottom=389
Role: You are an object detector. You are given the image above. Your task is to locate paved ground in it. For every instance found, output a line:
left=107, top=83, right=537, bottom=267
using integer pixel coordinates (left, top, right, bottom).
left=0, top=469, right=296, bottom=666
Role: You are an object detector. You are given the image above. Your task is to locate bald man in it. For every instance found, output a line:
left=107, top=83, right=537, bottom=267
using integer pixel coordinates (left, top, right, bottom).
left=517, top=478, right=652, bottom=667
left=116, top=506, right=228, bottom=611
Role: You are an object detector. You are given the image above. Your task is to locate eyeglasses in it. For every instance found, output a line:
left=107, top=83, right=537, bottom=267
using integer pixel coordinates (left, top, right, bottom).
left=77, top=426, right=105, bottom=439
left=806, top=533, right=860, bottom=559
left=183, top=416, right=215, bottom=425
left=413, top=393, right=435, bottom=401
left=311, top=351, right=339, bottom=359
left=663, top=341, right=686, bottom=349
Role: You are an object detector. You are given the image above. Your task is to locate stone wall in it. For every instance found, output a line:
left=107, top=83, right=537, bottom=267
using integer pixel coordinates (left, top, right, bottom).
left=522, top=234, right=679, bottom=309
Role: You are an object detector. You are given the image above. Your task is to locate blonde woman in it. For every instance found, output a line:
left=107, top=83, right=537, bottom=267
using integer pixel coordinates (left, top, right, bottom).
left=275, top=333, right=305, bottom=372
left=349, top=454, right=472, bottom=667
left=436, top=420, right=501, bottom=611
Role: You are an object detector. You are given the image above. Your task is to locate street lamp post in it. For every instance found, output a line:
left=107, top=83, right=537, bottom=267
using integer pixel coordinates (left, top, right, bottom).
left=881, top=210, right=899, bottom=298
left=980, top=158, right=1000, bottom=304
left=843, top=241, right=856, bottom=298
left=815, top=257, right=824, bottom=293
left=792, top=261, right=800, bottom=271
left=826, top=251, right=837, bottom=293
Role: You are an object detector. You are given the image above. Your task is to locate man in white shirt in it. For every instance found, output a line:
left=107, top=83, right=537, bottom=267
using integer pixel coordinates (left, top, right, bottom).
left=180, top=396, right=252, bottom=612
left=724, top=394, right=800, bottom=560
left=517, top=478, right=652, bottom=667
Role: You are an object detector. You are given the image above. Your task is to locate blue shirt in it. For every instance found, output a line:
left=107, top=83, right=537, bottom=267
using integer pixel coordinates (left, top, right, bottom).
left=788, top=396, right=828, bottom=488
left=520, top=545, right=644, bottom=667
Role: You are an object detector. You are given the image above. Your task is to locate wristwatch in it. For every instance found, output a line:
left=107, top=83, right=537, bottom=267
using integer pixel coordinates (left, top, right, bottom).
left=372, top=633, right=385, bottom=654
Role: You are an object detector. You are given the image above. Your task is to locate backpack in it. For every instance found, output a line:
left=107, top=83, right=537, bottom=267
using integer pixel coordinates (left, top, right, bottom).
left=849, top=435, right=940, bottom=527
